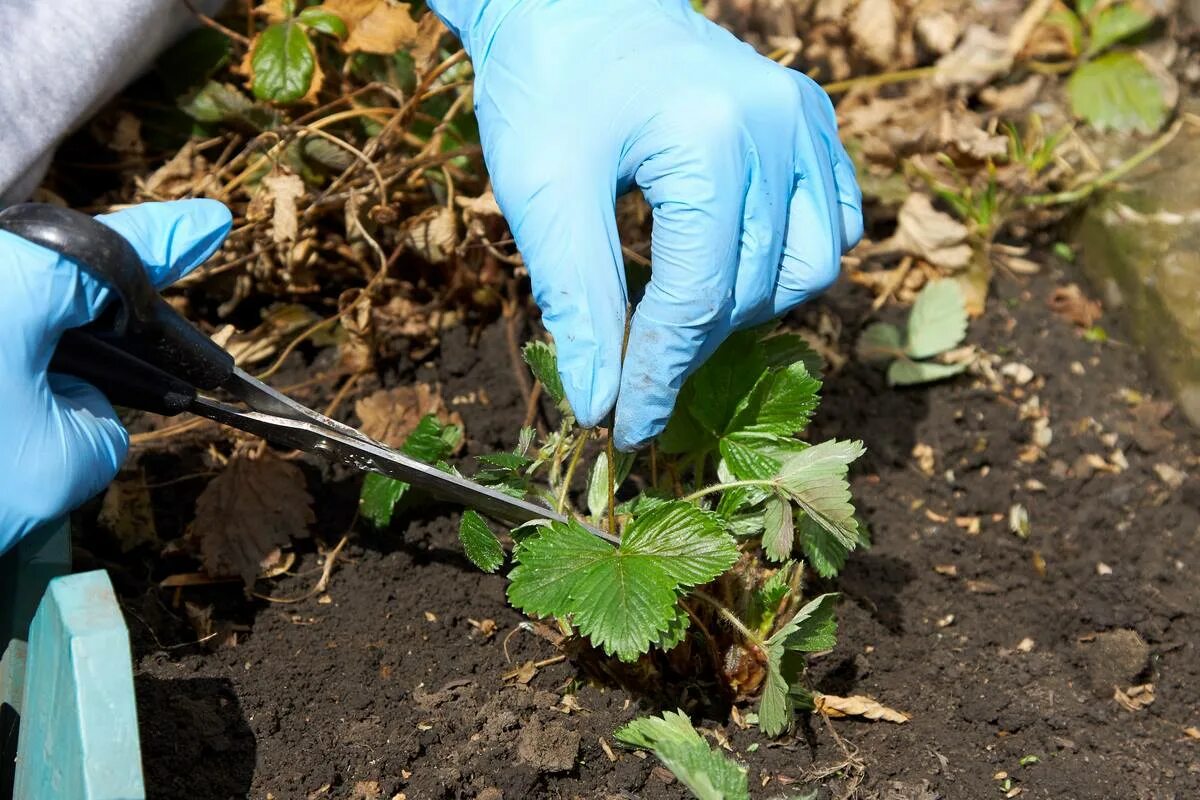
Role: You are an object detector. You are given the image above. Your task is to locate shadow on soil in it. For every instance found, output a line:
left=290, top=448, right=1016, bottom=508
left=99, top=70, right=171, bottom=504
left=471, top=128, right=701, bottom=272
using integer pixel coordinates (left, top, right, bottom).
left=136, top=676, right=255, bottom=800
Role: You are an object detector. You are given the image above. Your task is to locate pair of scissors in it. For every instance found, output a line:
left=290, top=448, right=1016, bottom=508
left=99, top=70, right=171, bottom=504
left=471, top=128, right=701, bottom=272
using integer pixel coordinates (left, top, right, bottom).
left=0, top=203, right=616, bottom=544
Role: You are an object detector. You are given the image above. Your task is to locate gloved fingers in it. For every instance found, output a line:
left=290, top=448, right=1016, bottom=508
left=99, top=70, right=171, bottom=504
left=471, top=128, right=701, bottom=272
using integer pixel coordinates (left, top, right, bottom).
left=764, top=78, right=857, bottom=321
left=4, top=199, right=234, bottom=341
left=491, top=147, right=627, bottom=428
left=792, top=71, right=864, bottom=251
left=46, top=373, right=129, bottom=496
left=768, top=162, right=841, bottom=319
left=96, top=198, right=233, bottom=291
left=0, top=374, right=126, bottom=544
left=615, top=111, right=747, bottom=450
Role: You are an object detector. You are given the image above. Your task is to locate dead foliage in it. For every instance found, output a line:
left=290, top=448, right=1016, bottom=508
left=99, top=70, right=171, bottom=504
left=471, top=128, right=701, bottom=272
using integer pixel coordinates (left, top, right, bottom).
left=354, top=382, right=463, bottom=448
left=187, top=446, right=315, bottom=588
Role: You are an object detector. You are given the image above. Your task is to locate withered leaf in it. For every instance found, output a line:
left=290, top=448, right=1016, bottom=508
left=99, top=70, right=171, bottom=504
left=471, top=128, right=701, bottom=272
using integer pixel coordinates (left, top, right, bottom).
left=935, top=24, right=1013, bottom=88
left=137, top=140, right=212, bottom=200
left=354, top=383, right=463, bottom=449
left=1048, top=284, right=1102, bottom=328
left=98, top=470, right=157, bottom=552
left=1113, top=683, right=1155, bottom=712
left=1122, top=400, right=1175, bottom=453
left=403, top=205, right=458, bottom=263
left=878, top=194, right=972, bottom=271
left=262, top=173, right=305, bottom=243
left=326, top=0, right=421, bottom=54
left=849, top=0, right=896, bottom=67
left=189, top=449, right=314, bottom=588
left=814, top=693, right=910, bottom=723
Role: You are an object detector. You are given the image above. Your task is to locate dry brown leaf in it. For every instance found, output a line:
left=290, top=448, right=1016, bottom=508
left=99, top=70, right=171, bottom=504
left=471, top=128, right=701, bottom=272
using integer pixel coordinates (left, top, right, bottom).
left=254, top=0, right=290, bottom=22
left=1048, top=284, right=1102, bottom=328
left=183, top=601, right=240, bottom=648
left=935, top=25, right=1013, bottom=88
left=188, top=448, right=314, bottom=588
left=814, top=693, right=910, bottom=723
left=212, top=303, right=320, bottom=367
left=1183, top=726, right=1200, bottom=740
left=326, top=0, right=422, bottom=54
left=849, top=0, right=897, bottom=66
left=337, top=287, right=376, bottom=372
left=1122, top=400, right=1175, bottom=453
left=263, top=173, right=305, bottom=244
left=1114, top=683, right=1155, bottom=712
left=914, top=10, right=960, bottom=55
left=355, top=383, right=463, bottom=448
left=106, top=112, right=144, bottom=157
left=410, top=12, right=449, bottom=73
left=403, top=205, right=458, bottom=263
left=878, top=194, right=972, bottom=270
left=138, top=140, right=212, bottom=200
left=980, top=75, right=1045, bottom=113
left=351, top=780, right=382, bottom=800
left=937, top=110, right=1008, bottom=161
left=456, top=189, right=504, bottom=240
left=504, top=660, right=538, bottom=684
left=98, top=470, right=157, bottom=552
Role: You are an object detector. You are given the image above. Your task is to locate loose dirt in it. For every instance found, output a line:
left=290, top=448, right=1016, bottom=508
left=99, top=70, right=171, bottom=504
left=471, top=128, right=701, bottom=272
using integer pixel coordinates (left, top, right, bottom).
left=99, top=257, right=1199, bottom=799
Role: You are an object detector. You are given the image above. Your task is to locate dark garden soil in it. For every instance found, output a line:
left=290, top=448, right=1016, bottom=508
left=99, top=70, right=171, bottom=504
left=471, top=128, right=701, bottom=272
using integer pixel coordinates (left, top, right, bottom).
left=89, top=254, right=1200, bottom=800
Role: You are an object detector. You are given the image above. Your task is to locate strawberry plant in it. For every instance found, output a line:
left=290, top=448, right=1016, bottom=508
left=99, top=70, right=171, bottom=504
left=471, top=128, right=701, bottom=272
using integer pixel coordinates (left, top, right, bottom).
left=858, top=279, right=969, bottom=386
left=365, top=325, right=868, bottom=737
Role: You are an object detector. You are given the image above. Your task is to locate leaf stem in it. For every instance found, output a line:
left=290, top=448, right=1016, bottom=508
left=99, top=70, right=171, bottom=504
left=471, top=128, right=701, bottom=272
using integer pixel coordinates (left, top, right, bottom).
left=821, top=65, right=939, bottom=96
left=556, top=431, right=590, bottom=514
left=1023, top=119, right=1183, bottom=207
left=605, top=433, right=617, bottom=536
left=690, top=590, right=766, bottom=651
left=682, top=479, right=777, bottom=503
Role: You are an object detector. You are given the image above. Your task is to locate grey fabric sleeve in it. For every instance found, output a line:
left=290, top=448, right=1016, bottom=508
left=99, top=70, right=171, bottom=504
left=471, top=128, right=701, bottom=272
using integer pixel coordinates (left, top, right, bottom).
left=0, top=0, right=224, bottom=205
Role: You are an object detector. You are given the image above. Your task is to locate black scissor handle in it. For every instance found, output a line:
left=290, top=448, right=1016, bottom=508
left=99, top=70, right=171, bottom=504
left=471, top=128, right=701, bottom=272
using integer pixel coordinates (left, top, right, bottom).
left=0, top=203, right=234, bottom=397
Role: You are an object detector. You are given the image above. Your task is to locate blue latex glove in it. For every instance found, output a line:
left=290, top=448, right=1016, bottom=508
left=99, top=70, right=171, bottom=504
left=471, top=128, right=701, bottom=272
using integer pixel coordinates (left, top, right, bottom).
left=0, top=200, right=232, bottom=555
left=430, top=0, right=863, bottom=449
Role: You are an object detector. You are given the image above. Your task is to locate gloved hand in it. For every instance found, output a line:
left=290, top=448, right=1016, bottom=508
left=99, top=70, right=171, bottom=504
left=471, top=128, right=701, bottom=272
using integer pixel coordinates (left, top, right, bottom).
left=0, top=199, right=231, bottom=555
left=430, top=0, right=863, bottom=449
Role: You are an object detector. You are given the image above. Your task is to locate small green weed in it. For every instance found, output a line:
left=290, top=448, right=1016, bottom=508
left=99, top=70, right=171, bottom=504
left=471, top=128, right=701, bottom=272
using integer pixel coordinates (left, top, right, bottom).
left=858, top=279, right=970, bottom=386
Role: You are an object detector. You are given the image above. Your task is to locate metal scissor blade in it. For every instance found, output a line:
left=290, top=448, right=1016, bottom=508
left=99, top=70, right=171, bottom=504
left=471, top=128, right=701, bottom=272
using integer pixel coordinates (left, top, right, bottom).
left=222, top=367, right=378, bottom=446
left=190, top=396, right=620, bottom=545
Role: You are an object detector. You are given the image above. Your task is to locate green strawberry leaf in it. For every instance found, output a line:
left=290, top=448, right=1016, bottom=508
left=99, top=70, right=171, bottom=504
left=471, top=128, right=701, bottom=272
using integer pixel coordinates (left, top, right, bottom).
left=1086, top=2, right=1155, bottom=57
left=459, top=510, right=504, bottom=573
left=761, top=332, right=824, bottom=376
left=297, top=6, right=349, bottom=39
left=887, top=359, right=968, bottom=386
left=857, top=322, right=904, bottom=363
left=250, top=20, right=316, bottom=104
left=905, top=279, right=968, bottom=359
left=798, top=515, right=853, bottom=578
left=358, top=415, right=462, bottom=526
left=718, top=437, right=781, bottom=483
left=615, top=711, right=749, bottom=800
left=761, top=495, right=795, bottom=562
left=776, top=440, right=865, bottom=551
left=1068, top=50, right=1169, bottom=134
left=768, top=593, right=839, bottom=653
left=726, top=362, right=820, bottom=438
left=507, top=502, right=738, bottom=661
left=522, top=340, right=567, bottom=409
left=586, top=452, right=610, bottom=519
left=759, top=593, right=839, bottom=736
left=686, top=329, right=769, bottom=437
